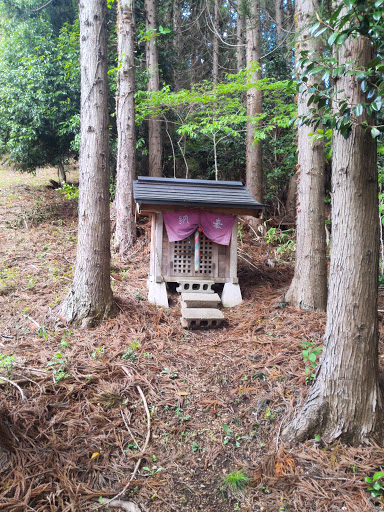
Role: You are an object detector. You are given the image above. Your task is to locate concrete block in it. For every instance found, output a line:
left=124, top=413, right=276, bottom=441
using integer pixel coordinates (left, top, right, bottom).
left=181, top=307, right=224, bottom=329
left=176, top=280, right=215, bottom=293
left=181, top=292, right=221, bottom=309
left=147, top=281, right=169, bottom=308
left=221, top=283, right=242, bottom=308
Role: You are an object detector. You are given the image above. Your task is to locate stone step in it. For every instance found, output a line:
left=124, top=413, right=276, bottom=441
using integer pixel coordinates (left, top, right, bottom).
left=181, top=292, right=221, bottom=309
left=176, top=280, right=215, bottom=294
left=181, top=308, right=224, bottom=329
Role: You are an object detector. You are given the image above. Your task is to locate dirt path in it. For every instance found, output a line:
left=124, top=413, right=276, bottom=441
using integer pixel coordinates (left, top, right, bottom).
left=0, top=167, right=382, bottom=511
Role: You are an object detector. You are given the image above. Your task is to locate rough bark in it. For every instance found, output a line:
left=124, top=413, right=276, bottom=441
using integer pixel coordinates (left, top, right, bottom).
left=114, top=0, right=137, bottom=256
left=283, top=23, right=384, bottom=445
left=246, top=0, right=263, bottom=204
left=213, top=0, right=219, bottom=85
left=145, top=0, right=162, bottom=177
left=285, top=0, right=327, bottom=311
left=59, top=0, right=113, bottom=328
left=236, top=0, right=245, bottom=72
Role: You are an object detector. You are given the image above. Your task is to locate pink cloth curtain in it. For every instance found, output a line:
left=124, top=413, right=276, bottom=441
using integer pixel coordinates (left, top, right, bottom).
left=163, top=209, right=235, bottom=246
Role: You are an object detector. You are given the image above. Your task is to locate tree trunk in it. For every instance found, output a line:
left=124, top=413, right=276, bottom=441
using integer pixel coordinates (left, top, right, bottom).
left=213, top=0, right=219, bottom=85
left=145, top=0, right=162, bottom=177
left=285, top=0, right=327, bottom=311
left=283, top=21, right=384, bottom=445
left=285, top=173, right=297, bottom=219
left=57, top=161, right=66, bottom=183
left=246, top=0, right=263, bottom=204
left=173, top=0, right=182, bottom=90
left=59, top=0, right=113, bottom=328
left=114, top=0, right=137, bottom=256
left=275, top=0, right=283, bottom=42
left=236, top=0, right=244, bottom=72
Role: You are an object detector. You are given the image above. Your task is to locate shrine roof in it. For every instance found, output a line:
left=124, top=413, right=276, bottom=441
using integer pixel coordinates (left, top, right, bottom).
left=133, top=177, right=264, bottom=216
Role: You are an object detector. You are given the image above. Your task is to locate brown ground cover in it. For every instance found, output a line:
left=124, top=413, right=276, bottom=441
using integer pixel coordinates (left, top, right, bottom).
left=0, top=166, right=384, bottom=512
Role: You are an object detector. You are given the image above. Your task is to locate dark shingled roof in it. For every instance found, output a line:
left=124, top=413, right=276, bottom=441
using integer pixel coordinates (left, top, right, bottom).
left=133, top=177, right=264, bottom=212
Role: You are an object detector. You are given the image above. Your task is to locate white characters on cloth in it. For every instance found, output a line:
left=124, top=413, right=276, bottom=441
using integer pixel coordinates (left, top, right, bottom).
left=179, top=215, right=189, bottom=225
left=213, top=218, right=223, bottom=229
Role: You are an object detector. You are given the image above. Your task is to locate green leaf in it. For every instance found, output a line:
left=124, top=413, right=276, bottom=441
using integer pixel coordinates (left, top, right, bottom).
left=330, top=5, right=343, bottom=22
left=371, top=127, right=381, bottom=138
left=309, top=22, right=321, bottom=35
left=328, top=32, right=339, bottom=46
left=354, top=104, right=363, bottom=116
left=373, top=471, right=384, bottom=481
left=375, top=0, right=384, bottom=7
left=314, top=26, right=328, bottom=37
left=308, top=352, right=317, bottom=363
left=365, top=476, right=373, bottom=483
left=371, top=98, right=382, bottom=111
left=222, top=423, right=232, bottom=437
left=367, top=89, right=376, bottom=99
left=367, top=57, right=382, bottom=68
left=308, top=66, right=325, bottom=75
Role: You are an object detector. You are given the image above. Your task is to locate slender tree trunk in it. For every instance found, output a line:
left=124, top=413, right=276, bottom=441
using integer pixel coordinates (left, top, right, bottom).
left=275, top=0, right=284, bottom=42
left=145, top=0, right=162, bottom=177
left=173, top=0, right=182, bottom=90
left=285, top=173, right=297, bottom=219
left=57, top=161, right=66, bottom=183
left=246, top=0, right=263, bottom=204
left=285, top=0, right=327, bottom=311
left=236, top=0, right=244, bottom=72
left=213, top=0, right=219, bottom=85
left=114, top=0, right=136, bottom=256
left=283, top=21, right=384, bottom=445
left=59, top=0, right=113, bottom=328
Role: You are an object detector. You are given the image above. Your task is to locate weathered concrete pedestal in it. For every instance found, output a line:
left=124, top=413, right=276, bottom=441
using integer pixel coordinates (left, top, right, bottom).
left=221, top=282, right=242, bottom=307
left=147, top=280, right=169, bottom=308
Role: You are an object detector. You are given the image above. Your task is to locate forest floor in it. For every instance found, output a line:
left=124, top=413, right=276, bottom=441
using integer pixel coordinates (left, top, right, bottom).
left=1, top=166, right=384, bottom=512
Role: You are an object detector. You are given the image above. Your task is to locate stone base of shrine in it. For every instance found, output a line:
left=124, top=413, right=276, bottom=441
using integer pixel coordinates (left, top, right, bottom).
left=147, top=280, right=169, bottom=308
left=221, top=283, right=242, bottom=307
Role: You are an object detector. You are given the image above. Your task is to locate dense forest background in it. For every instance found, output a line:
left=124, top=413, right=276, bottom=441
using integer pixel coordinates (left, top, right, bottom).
left=0, top=0, right=298, bottom=212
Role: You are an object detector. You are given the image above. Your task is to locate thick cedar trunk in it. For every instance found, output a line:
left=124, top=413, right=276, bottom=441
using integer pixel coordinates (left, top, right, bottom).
left=213, top=0, right=219, bottom=85
left=275, top=0, right=283, bottom=42
left=283, top=24, right=384, bottom=445
left=114, top=0, right=136, bottom=256
left=285, top=0, right=327, bottom=311
left=236, top=0, right=244, bottom=72
left=145, top=0, right=162, bottom=177
left=246, top=0, right=263, bottom=204
left=60, top=0, right=113, bottom=327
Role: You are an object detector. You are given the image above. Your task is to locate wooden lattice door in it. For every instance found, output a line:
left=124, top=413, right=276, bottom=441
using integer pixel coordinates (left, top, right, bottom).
left=170, top=232, right=217, bottom=277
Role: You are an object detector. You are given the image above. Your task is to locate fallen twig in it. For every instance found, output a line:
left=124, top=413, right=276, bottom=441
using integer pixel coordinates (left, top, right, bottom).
left=0, top=376, right=25, bottom=401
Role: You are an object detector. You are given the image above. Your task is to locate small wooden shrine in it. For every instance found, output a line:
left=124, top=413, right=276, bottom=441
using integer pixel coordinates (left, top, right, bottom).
left=133, top=177, right=264, bottom=315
